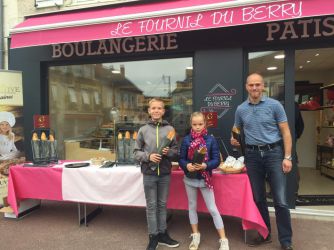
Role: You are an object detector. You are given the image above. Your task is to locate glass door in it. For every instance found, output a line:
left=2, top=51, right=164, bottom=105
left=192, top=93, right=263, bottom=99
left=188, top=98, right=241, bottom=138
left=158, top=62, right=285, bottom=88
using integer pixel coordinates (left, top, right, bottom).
left=248, top=50, right=286, bottom=205
left=248, top=50, right=286, bottom=103
left=295, top=48, right=334, bottom=207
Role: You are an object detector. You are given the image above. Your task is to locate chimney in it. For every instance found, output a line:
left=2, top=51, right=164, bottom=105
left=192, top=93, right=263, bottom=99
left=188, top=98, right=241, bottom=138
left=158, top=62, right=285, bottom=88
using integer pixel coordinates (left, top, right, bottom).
left=120, top=65, right=125, bottom=77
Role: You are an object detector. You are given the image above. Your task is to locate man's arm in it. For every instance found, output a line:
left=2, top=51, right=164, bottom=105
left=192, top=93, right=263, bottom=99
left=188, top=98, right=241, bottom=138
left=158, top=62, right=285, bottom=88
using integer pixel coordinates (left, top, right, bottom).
left=231, top=107, right=242, bottom=147
left=279, top=121, right=293, bottom=173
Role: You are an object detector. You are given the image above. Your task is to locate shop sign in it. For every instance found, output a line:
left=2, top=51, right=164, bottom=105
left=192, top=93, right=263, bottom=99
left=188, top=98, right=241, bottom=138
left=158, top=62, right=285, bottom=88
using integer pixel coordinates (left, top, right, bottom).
left=11, top=0, right=334, bottom=49
left=0, top=72, right=23, bottom=106
left=202, top=112, right=218, bottom=128
left=201, top=83, right=236, bottom=119
left=0, top=70, right=25, bottom=161
left=52, top=33, right=178, bottom=58
left=267, top=16, right=334, bottom=41
left=108, top=1, right=302, bottom=38
left=33, top=115, right=50, bottom=129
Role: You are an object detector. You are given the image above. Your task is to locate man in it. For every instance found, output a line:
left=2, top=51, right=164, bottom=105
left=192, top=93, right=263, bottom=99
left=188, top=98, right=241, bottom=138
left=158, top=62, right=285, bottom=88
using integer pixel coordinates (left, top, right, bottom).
left=231, top=73, right=293, bottom=250
left=294, top=101, right=304, bottom=199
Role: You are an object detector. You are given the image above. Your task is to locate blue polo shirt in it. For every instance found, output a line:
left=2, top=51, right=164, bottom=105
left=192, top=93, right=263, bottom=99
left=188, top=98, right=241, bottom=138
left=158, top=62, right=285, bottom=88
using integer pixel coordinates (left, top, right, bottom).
left=234, top=96, right=287, bottom=145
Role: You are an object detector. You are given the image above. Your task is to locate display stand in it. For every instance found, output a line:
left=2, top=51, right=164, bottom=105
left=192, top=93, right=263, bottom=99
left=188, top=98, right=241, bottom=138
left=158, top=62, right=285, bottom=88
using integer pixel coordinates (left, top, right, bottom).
left=29, top=128, right=58, bottom=166
left=115, top=122, right=143, bottom=166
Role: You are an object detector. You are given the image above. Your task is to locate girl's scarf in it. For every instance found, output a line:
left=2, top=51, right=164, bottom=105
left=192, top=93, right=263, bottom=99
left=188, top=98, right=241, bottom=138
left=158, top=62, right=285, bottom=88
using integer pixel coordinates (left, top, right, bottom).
left=187, top=128, right=213, bottom=189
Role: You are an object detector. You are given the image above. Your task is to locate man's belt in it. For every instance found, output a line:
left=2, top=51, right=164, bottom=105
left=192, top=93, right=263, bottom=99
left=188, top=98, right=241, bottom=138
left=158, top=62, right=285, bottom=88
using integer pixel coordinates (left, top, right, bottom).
left=246, top=141, right=282, bottom=151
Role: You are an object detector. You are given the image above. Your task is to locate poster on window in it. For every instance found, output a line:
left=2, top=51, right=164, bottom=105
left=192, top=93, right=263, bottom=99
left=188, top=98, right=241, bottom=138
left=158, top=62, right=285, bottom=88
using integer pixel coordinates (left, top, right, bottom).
left=0, top=70, right=25, bottom=163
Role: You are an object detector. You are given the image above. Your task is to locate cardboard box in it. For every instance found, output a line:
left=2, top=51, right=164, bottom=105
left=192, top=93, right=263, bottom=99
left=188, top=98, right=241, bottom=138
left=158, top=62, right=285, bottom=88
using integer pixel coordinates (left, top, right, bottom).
left=0, top=177, right=8, bottom=206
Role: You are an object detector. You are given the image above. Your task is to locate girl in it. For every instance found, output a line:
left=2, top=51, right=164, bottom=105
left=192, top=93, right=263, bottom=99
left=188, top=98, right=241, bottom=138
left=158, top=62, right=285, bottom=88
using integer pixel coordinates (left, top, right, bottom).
left=179, top=112, right=229, bottom=250
left=0, top=112, right=19, bottom=160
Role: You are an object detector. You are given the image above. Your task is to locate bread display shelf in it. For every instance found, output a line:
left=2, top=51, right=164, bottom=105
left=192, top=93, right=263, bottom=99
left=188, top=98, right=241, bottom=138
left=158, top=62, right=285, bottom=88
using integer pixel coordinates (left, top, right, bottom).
left=65, top=140, right=115, bottom=161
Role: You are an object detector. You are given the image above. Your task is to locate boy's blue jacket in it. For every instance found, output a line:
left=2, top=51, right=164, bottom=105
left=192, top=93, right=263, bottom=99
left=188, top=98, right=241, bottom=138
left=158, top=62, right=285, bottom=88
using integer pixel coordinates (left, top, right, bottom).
left=178, top=134, right=221, bottom=179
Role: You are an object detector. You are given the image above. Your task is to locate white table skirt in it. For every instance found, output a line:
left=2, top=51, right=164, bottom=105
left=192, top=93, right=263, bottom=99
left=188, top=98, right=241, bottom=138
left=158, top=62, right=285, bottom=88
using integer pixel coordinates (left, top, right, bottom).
left=62, top=166, right=146, bottom=206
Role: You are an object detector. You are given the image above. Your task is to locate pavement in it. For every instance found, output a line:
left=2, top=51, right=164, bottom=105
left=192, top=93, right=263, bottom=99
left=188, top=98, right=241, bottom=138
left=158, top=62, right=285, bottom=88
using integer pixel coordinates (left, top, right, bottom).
left=0, top=201, right=333, bottom=250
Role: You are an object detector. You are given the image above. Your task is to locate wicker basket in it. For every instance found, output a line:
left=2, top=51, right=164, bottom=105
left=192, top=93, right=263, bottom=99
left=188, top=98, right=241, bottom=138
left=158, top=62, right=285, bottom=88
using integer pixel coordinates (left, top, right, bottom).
left=91, top=157, right=105, bottom=166
left=218, top=164, right=245, bottom=174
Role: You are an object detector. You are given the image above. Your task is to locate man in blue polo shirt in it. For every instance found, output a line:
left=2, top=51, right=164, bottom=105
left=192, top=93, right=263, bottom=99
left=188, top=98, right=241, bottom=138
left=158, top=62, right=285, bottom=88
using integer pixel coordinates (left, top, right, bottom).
left=231, top=73, right=293, bottom=250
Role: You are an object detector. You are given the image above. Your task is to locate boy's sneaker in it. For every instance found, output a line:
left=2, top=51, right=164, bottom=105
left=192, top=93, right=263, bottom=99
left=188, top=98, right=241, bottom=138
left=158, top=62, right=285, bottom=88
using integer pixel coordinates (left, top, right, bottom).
left=189, top=233, right=200, bottom=250
left=147, top=234, right=158, bottom=250
left=158, top=230, right=180, bottom=248
left=248, top=234, right=272, bottom=247
left=219, top=238, right=229, bottom=250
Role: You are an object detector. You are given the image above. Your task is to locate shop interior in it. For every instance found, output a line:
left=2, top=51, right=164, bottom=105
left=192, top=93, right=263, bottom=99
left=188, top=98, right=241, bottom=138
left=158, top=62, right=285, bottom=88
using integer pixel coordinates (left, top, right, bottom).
left=249, top=48, right=334, bottom=209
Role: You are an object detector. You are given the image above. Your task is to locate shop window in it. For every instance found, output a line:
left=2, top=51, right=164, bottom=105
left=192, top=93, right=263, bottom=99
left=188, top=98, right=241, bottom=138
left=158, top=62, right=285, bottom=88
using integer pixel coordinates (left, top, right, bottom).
left=248, top=50, right=285, bottom=103
left=48, top=58, right=193, bottom=160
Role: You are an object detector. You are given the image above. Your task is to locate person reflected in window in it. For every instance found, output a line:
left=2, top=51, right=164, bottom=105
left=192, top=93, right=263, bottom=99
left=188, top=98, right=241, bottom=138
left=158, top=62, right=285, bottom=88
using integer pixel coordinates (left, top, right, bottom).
left=295, top=101, right=304, bottom=200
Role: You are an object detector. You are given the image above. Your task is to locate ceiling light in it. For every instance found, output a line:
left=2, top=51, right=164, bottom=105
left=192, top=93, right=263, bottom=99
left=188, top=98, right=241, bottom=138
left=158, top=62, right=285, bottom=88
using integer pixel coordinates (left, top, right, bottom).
left=112, top=70, right=120, bottom=74
left=306, top=60, right=311, bottom=63
left=267, top=66, right=277, bottom=71
left=315, top=53, right=320, bottom=56
left=299, top=66, right=303, bottom=69
left=274, top=54, right=285, bottom=59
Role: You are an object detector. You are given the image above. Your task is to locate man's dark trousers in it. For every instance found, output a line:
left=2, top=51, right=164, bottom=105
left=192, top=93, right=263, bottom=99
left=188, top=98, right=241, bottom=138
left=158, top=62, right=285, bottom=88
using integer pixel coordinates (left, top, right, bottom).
left=245, top=145, right=292, bottom=247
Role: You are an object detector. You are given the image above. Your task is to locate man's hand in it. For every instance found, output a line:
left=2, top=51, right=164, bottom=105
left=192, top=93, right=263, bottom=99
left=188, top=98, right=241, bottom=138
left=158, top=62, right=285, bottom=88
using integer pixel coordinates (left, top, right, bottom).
left=230, top=135, right=240, bottom=147
left=282, top=159, right=292, bottom=174
left=149, top=153, right=162, bottom=163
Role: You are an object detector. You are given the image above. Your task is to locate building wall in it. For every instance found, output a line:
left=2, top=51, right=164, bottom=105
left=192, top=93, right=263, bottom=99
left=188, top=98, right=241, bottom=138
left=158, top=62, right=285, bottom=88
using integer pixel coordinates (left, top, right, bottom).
left=3, top=0, right=19, bottom=69
left=1, top=0, right=141, bottom=69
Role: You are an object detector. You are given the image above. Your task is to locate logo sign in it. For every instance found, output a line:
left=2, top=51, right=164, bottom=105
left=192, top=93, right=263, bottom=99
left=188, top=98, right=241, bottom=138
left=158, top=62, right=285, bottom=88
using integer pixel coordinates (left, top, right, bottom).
left=201, top=83, right=236, bottom=119
left=0, top=71, right=23, bottom=106
left=33, top=115, right=50, bottom=129
left=202, top=112, right=218, bottom=128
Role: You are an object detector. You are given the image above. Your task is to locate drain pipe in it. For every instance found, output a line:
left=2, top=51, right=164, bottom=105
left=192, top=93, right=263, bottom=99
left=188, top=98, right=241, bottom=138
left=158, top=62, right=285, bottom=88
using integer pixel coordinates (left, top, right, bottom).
left=0, top=0, right=4, bottom=69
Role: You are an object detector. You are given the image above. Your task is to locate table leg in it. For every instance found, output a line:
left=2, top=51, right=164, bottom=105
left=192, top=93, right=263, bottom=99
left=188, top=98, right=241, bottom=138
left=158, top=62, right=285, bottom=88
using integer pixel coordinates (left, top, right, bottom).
left=244, top=230, right=247, bottom=243
left=77, top=203, right=81, bottom=226
left=77, top=203, right=103, bottom=227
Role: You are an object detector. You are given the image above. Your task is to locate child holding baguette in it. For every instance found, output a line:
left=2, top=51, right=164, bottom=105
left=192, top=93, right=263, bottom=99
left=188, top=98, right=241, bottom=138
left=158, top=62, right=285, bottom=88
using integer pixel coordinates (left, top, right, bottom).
left=179, top=112, right=229, bottom=250
left=134, top=98, right=179, bottom=250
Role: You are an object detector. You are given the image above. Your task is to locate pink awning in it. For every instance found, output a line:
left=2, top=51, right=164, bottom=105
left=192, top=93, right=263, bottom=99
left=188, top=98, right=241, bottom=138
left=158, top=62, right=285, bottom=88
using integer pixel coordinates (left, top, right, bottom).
left=10, top=0, right=334, bottom=49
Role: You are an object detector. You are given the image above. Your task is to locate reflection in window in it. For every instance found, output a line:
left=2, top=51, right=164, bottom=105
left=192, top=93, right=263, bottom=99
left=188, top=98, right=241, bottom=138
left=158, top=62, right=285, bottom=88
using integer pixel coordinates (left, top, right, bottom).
left=49, top=58, right=193, bottom=159
left=248, top=51, right=285, bottom=103
left=68, top=88, right=77, bottom=103
left=81, top=90, right=90, bottom=105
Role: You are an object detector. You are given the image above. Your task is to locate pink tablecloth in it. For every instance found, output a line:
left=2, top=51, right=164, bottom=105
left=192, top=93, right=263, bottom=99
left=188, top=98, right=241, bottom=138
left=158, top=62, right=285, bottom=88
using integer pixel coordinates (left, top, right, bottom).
left=7, top=165, right=63, bottom=215
left=168, top=170, right=268, bottom=238
left=7, top=165, right=268, bottom=238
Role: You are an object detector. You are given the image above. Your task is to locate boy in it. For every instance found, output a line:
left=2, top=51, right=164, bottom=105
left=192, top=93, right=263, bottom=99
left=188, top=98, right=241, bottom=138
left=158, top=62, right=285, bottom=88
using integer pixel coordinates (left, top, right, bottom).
left=134, top=98, right=179, bottom=250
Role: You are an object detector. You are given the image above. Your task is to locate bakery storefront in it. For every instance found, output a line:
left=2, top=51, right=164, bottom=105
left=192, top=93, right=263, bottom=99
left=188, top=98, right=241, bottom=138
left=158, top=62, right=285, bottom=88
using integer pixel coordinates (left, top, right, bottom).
left=9, top=0, right=334, bottom=208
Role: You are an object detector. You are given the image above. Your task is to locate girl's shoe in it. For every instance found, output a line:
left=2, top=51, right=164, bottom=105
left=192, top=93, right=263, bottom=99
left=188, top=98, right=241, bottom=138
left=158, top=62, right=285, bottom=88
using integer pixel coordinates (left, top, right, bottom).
left=219, top=238, right=229, bottom=250
left=189, top=233, right=200, bottom=250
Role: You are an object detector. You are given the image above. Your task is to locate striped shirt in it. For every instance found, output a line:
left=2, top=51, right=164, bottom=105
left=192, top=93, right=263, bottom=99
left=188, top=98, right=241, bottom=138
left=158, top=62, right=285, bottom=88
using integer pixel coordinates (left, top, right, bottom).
left=234, top=96, right=287, bottom=145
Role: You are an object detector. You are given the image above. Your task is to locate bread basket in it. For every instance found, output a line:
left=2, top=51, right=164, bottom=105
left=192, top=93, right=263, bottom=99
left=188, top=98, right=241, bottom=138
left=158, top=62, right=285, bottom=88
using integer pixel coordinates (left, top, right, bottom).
left=91, top=157, right=105, bottom=166
left=219, top=164, right=245, bottom=174
left=218, top=156, right=245, bottom=174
